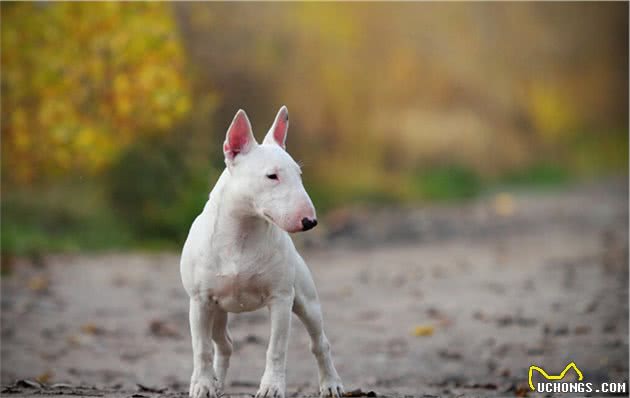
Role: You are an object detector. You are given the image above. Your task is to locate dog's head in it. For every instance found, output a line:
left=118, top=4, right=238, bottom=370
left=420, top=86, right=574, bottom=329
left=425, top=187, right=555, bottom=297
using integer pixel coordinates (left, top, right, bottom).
left=222, top=107, right=317, bottom=233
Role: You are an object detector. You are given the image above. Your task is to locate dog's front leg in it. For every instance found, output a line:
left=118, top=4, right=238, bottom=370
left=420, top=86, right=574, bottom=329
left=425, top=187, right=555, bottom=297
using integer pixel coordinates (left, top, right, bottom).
left=189, top=297, right=219, bottom=398
left=256, top=294, right=294, bottom=398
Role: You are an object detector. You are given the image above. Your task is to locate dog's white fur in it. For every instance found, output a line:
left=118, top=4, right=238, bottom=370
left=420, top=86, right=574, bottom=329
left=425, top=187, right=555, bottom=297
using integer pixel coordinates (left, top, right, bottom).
left=180, top=107, right=344, bottom=398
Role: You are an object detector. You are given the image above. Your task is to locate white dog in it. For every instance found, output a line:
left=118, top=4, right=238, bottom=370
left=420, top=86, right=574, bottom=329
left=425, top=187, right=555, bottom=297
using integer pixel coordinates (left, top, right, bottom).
left=180, top=107, right=344, bottom=398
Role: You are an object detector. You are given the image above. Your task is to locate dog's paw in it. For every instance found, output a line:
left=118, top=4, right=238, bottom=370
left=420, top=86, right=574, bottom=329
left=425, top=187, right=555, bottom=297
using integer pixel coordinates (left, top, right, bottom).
left=189, top=375, right=220, bottom=398
left=319, top=377, right=344, bottom=398
left=255, top=380, right=286, bottom=398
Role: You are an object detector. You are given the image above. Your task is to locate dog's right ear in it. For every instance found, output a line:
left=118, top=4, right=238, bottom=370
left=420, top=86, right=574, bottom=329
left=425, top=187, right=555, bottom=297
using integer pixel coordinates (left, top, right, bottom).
left=223, top=109, right=256, bottom=163
left=263, top=106, right=289, bottom=149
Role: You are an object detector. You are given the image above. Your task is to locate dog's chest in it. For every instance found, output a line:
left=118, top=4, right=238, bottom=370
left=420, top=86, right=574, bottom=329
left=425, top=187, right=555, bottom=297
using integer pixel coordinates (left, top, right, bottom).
left=205, top=258, right=276, bottom=313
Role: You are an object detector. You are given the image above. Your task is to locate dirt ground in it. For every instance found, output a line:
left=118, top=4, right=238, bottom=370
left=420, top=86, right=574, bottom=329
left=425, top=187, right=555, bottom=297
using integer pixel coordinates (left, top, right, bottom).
left=1, top=180, right=628, bottom=398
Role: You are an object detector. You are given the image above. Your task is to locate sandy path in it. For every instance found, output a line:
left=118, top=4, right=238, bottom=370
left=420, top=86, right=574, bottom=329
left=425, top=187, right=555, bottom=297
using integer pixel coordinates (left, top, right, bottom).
left=1, top=181, right=628, bottom=397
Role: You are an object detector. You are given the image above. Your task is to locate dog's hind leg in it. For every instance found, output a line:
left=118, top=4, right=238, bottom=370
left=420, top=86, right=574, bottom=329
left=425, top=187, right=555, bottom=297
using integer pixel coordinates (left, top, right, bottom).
left=212, top=309, right=232, bottom=389
left=293, top=260, right=344, bottom=398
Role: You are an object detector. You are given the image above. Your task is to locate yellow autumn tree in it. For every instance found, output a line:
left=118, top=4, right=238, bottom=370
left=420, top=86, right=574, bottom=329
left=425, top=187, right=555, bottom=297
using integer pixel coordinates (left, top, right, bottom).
left=1, top=2, right=191, bottom=184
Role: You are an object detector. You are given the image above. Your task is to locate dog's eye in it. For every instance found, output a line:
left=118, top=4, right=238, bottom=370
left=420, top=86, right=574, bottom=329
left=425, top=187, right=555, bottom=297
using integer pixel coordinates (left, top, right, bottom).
left=266, top=173, right=278, bottom=180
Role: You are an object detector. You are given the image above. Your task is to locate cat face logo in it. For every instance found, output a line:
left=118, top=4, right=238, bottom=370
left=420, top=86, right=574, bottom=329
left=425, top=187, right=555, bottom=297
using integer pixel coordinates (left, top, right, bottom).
left=528, top=362, right=584, bottom=390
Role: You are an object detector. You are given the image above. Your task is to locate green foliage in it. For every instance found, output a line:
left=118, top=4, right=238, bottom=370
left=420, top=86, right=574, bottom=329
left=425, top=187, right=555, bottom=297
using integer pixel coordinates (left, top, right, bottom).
left=411, top=166, right=482, bottom=202
left=1, top=183, right=132, bottom=256
left=568, top=130, right=628, bottom=175
left=307, top=180, right=403, bottom=214
left=106, top=134, right=217, bottom=245
left=501, top=164, right=570, bottom=187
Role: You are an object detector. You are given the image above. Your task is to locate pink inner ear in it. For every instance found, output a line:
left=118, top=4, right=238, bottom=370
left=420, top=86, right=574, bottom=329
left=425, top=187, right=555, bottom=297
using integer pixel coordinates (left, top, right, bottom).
left=274, top=120, right=287, bottom=145
left=273, top=111, right=288, bottom=146
left=225, top=113, right=251, bottom=156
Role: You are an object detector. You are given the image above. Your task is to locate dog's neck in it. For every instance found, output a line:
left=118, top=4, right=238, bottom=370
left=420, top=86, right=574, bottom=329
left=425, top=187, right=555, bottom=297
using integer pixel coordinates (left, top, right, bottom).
left=216, top=205, right=270, bottom=243
left=207, top=170, right=276, bottom=252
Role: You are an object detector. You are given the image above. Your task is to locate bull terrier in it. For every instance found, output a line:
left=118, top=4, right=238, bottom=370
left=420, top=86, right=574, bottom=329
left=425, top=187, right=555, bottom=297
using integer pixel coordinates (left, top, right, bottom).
left=180, top=107, right=344, bottom=398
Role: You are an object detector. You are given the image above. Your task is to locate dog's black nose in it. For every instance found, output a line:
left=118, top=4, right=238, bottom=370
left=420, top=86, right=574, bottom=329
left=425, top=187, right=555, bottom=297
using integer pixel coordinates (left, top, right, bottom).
left=301, top=217, right=318, bottom=231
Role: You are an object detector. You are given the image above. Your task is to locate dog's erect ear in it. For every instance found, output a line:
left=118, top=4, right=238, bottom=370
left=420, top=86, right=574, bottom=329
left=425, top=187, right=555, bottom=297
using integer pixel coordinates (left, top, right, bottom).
left=263, top=106, right=289, bottom=149
left=223, top=109, right=256, bottom=161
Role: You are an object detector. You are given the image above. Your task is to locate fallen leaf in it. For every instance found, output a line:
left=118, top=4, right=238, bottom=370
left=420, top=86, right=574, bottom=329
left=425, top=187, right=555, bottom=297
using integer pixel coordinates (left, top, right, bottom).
left=343, top=389, right=377, bottom=397
left=413, top=325, right=434, bottom=337
left=28, top=275, right=49, bottom=292
left=494, top=193, right=515, bottom=217
left=505, top=383, right=530, bottom=397
left=35, top=371, right=52, bottom=384
left=66, top=334, right=82, bottom=346
left=81, top=323, right=105, bottom=335
left=515, top=385, right=529, bottom=397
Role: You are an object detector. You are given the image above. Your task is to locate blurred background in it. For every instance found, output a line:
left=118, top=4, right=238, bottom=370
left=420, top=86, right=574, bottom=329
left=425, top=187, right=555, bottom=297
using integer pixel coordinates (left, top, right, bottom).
left=1, top=3, right=629, bottom=396
left=1, top=2, right=627, bottom=255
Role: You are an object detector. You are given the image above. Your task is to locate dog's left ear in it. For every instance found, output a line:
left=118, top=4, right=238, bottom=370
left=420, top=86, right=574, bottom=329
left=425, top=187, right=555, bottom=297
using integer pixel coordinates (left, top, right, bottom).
left=263, top=106, right=289, bottom=149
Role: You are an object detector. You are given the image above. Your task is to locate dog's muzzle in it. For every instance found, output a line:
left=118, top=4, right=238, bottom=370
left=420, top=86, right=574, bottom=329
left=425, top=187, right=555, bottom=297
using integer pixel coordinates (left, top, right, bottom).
left=301, top=217, right=318, bottom=231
